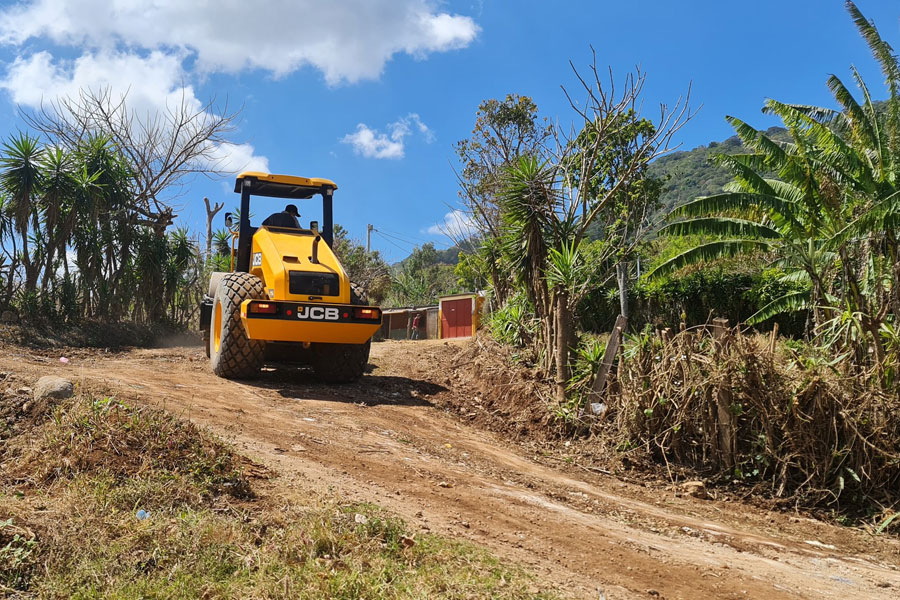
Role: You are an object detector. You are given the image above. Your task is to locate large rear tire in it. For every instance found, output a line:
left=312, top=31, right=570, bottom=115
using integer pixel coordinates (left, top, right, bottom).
left=209, top=272, right=266, bottom=379
left=311, top=340, right=371, bottom=383
left=310, top=281, right=371, bottom=382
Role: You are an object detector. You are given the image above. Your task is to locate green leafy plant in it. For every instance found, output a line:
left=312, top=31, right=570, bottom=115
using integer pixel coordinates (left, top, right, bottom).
left=488, top=292, right=537, bottom=348
left=0, top=518, right=37, bottom=590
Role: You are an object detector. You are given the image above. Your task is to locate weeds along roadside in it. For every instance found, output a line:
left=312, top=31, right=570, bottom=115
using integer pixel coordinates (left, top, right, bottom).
left=459, top=317, right=900, bottom=531
left=0, top=392, right=556, bottom=599
left=596, top=326, right=900, bottom=518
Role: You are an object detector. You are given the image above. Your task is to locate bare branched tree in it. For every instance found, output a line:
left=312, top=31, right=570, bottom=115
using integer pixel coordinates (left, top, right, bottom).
left=22, top=86, right=241, bottom=234
left=556, top=58, right=695, bottom=245
left=542, top=59, right=694, bottom=399
left=203, top=196, right=224, bottom=258
left=552, top=58, right=697, bottom=325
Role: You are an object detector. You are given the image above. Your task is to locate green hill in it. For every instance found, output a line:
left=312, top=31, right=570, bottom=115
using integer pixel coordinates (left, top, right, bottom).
left=648, top=126, right=790, bottom=214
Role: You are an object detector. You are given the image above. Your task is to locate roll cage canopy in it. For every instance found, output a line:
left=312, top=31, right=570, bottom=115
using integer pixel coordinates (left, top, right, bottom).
left=234, top=172, right=337, bottom=198
left=233, top=172, right=338, bottom=272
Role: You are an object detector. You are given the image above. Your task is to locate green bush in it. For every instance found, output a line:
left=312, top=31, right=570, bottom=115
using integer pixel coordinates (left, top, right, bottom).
left=488, top=292, right=537, bottom=347
left=578, top=265, right=807, bottom=336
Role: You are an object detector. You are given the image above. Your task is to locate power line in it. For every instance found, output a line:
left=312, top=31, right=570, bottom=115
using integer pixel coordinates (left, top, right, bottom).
left=374, top=228, right=453, bottom=249
left=373, top=231, right=411, bottom=253
left=375, top=230, right=418, bottom=247
left=376, top=227, right=453, bottom=248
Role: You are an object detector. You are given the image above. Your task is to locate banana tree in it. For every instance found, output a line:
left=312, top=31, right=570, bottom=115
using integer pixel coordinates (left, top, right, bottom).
left=652, top=1, right=900, bottom=374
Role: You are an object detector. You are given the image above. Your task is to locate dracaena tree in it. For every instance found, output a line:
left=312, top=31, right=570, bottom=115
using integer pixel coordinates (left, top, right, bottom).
left=0, top=130, right=210, bottom=326
left=1, top=133, right=43, bottom=293
left=489, top=59, right=693, bottom=404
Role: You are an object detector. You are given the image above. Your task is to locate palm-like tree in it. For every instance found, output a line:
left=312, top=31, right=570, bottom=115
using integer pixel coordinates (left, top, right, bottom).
left=498, top=156, right=582, bottom=402
left=165, top=227, right=197, bottom=322
left=1, top=133, right=44, bottom=292
left=0, top=194, right=17, bottom=306
left=38, top=146, right=76, bottom=292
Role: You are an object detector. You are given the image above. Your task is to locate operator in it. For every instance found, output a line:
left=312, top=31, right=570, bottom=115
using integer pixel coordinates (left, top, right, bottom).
left=262, top=204, right=301, bottom=228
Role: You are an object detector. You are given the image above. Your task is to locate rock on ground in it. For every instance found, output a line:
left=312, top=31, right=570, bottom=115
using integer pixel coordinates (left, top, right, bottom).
left=34, top=376, right=74, bottom=401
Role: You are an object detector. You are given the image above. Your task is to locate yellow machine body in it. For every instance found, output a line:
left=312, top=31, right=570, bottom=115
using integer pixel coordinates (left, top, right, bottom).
left=238, top=226, right=381, bottom=344
left=203, top=172, right=380, bottom=382
left=249, top=226, right=350, bottom=304
left=239, top=301, right=379, bottom=344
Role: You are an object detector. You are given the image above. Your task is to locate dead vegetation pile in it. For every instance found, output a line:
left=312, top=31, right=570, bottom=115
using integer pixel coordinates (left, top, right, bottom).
left=424, top=330, right=900, bottom=519
left=0, top=372, right=38, bottom=441
left=597, top=326, right=900, bottom=514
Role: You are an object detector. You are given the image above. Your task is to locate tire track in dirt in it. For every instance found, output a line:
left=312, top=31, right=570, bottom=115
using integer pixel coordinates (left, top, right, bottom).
left=3, top=342, right=899, bottom=599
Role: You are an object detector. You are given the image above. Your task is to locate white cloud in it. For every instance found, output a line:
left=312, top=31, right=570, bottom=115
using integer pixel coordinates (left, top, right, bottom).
left=0, top=1, right=476, bottom=176
left=0, top=0, right=479, bottom=85
left=342, top=124, right=406, bottom=159
left=203, top=142, right=270, bottom=175
left=408, top=113, right=436, bottom=143
left=428, top=210, right=477, bottom=237
left=341, top=113, right=433, bottom=159
left=0, top=49, right=195, bottom=116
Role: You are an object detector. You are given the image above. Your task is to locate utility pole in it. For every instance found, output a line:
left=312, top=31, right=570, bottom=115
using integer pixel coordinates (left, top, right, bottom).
left=366, top=224, right=374, bottom=253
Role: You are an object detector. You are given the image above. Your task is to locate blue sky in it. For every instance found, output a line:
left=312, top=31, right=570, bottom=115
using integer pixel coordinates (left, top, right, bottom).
left=0, top=0, right=896, bottom=262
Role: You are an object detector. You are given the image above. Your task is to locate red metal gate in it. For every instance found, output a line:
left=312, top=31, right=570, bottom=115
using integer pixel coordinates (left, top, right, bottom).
left=441, top=297, right=473, bottom=338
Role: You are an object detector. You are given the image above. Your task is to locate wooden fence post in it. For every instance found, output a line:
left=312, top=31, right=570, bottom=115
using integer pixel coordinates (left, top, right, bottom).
left=711, top=318, right=735, bottom=469
left=712, top=317, right=729, bottom=342
left=586, top=314, right=628, bottom=414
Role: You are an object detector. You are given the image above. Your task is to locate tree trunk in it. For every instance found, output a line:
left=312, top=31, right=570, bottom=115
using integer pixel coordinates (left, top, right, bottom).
left=541, top=313, right=554, bottom=374
left=41, top=238, right=59, bottom=296
left=21, top=239, right=40, bottom=293
left=554, top=290, right=571, bottom=405
left=3, top=253, right=18, bottom=310
left=204, top=197, right=224, bottom=259
left=808, top=269, right=831, bottom=328
left=616, top=261, right=629, bottom=319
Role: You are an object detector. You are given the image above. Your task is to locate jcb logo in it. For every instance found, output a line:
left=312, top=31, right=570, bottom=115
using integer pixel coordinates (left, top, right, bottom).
left=297, top=306, right=340, bottom=321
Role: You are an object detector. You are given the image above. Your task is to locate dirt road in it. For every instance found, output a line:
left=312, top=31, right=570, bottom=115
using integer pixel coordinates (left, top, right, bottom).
left=4, top=339, right=899, bottom=599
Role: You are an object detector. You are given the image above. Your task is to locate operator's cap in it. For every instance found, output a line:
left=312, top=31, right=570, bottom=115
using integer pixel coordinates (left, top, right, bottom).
left=285, top=204, right=299, bottom=217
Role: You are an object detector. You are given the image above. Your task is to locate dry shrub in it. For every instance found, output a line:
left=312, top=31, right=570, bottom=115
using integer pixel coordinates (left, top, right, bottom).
left=1, top=394, right=251, bottom=499
left=608, top=326, right=900, bottom=510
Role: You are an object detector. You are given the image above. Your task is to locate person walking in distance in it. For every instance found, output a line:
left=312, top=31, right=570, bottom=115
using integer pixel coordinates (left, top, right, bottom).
left=411, top=312, right=422, bottom=340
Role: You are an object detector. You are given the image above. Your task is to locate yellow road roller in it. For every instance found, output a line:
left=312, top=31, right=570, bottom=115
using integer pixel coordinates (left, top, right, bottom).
left=200, top=172, right=382, bottom=381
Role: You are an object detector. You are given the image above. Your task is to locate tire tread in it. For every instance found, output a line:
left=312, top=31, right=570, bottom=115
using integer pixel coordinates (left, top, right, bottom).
left=210, top=272, right=266, bottom=379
